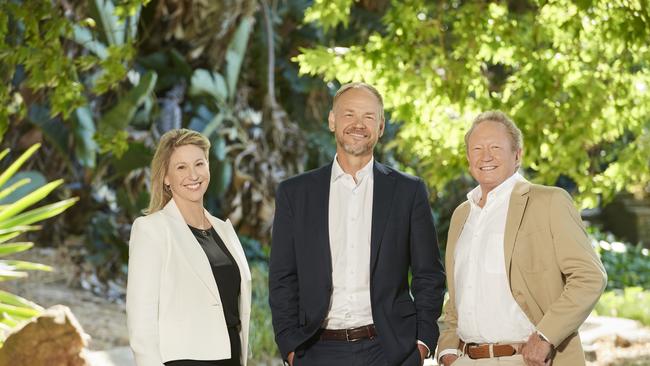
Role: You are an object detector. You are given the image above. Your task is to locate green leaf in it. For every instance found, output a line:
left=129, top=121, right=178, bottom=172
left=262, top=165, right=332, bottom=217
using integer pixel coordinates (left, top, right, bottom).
left=0, top=178, right=31, bottom=202
left=0, top=144, right=40, bottom=189
left=0, top=290, right=42, bottom=311
left=202, top=112, right=226, bottom=139
left=0, top=243, right=33, bottom=257
left=225, top=16, right=254, bottom=100
left=89, top=0, right=123, bottom=46
left=0, top=172, right=47, bottom=205
left=0, top=270, right=27, bottom=280
left=110, top=141, right=153, bottom=177
left=0, top=180, right=64, bottom=222
left=0, top=302, right=41, bottom=319
left=27, top=105, right=70, bottom=161
left=96, top=70, right=157, bottom=157
left=2, top=260, right=53, bottom=272
left=72, top=106, right=98, bottom=168
left=189, top=69, right=228, bottom=104
left=0, top=198, right=78, bottom=230
left=0, top=226, right=40, bottom=244
left=71, top=25, right=108, bottom=59
left=211, top=158, right=232, bottom=198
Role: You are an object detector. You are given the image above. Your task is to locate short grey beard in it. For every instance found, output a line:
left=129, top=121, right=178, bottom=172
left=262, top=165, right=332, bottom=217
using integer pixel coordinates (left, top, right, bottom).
left=340, top=141, right=373, bottom=156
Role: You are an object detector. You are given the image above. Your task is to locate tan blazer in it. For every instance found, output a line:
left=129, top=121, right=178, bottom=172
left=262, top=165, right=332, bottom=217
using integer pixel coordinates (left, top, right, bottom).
left=127, top=199, right=252, bottom=366
left=438, top=181, right=606, bottom=365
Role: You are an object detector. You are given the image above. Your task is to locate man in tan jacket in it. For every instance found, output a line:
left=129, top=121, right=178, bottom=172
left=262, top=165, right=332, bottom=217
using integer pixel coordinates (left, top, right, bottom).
left=437, top=111, right=607, bottom=366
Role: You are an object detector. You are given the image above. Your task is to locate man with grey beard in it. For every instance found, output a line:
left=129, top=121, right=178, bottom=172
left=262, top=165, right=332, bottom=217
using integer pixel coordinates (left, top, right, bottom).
left=269, top=82, right=446, bottom=366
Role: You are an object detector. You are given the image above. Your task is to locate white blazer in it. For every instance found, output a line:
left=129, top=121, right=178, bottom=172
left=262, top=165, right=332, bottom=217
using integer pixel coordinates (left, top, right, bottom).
left=126, top=199, right=252, bottom=366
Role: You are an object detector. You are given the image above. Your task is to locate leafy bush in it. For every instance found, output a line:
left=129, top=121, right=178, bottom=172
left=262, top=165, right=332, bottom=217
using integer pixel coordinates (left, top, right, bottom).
left=0, top=144, right=77, bottom=345
left=248, top=261, right=278, bottom=362
left=589, top=227, right=650, bottom=290
left=595, top=287, right=650, bottom=326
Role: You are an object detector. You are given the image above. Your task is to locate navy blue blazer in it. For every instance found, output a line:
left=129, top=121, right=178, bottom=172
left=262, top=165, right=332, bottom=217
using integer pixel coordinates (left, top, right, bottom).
left=269, top=161, right=445, bottom=366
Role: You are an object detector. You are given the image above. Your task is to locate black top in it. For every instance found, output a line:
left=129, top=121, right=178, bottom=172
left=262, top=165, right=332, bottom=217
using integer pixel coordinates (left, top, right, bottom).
left=188, top=225, right=241, bottom=327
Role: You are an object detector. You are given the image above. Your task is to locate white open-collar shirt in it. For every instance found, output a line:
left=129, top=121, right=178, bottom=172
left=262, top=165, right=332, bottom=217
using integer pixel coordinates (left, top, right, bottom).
left=454, top=172, right=536, bottom=343
left=324, top=155, right=375, bottom=329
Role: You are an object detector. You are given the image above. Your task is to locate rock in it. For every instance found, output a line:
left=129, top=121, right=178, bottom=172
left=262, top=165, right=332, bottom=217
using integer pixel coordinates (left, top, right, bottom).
left=615, top=334, right=633, bottom=348
left=0, top=305, right=91, bottom=366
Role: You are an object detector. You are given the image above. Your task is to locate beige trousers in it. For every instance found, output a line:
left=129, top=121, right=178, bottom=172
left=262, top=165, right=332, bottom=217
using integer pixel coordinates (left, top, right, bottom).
left=451, top=354, right=525, bottom=365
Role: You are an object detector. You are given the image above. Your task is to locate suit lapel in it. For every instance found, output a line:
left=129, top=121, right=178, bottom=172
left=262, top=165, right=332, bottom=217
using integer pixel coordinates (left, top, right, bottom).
left=504, top=181, right=530, bottom=277
left=162, top=199, right=221, bottom=302
left=370, top=162, right=396, bottom=274
left=446, top=202, right=470, bottom=295
left=447, top=203, right=470, bottom=255
left=314, top=164, right=333, bottom=277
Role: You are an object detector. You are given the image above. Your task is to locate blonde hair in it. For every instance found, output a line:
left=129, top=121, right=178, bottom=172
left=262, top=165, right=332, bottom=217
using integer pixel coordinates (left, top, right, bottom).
left=464, top=110, right=523, bottom=152
left=333, top=82, right=385, bottom=121
left=145, top=129, right=211, bottom=214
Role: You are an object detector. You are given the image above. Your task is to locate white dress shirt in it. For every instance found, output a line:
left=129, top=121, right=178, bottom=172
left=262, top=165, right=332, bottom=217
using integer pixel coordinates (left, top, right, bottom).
left=439, top=172, right=536, bottom=360
left=324, top=156, right=375, bottom=329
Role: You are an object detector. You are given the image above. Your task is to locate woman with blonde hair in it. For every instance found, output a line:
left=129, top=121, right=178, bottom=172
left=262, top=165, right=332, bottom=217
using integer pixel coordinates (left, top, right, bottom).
left=127, top=128, right=251, bottom=366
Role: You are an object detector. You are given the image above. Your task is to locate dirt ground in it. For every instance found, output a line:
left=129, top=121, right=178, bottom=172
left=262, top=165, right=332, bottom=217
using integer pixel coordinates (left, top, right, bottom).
left=2, top=247, right=129, bottom=351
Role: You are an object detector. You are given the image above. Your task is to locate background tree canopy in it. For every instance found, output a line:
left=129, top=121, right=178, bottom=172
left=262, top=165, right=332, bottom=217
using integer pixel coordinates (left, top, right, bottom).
left=1, top=0, right=649, bottom=274
left=296, top=0, right=650, bottom=209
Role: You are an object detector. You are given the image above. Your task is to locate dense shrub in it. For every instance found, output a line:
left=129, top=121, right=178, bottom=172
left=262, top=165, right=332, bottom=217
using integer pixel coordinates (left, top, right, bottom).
left=595, top=287, right=650, bottom=326
left=589, top=227, right=650, bottom=290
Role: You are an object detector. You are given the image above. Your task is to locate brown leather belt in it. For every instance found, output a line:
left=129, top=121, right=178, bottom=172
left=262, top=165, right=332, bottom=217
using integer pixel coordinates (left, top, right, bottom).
left=320, top=324, right=377, bottom=342
left=459, top=340, right=520, bottom=359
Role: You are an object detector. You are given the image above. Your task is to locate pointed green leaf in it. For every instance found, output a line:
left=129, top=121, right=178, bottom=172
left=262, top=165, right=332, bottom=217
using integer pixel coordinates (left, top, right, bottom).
left=0, top=290, right=42, bottom=311
left=0, top=144, right=40, bottom=189
left=0, top=226, right=40, bottom=244
left=72, top=106, right=98, bottom=168
left=0, top=303, right=40, bottom=319
left=0, top=270, right=27, bottom=280
left=0, top=178, right=31, bottom=202
left=189, top=69, right=227, bottom=103
left=0, top=172, right=47, bottom=205
left=71, top=25, right=108, bottom=59
left=0, top=198, right=78, bottom=230
left=225, top=16, right=254, bottom=100
left=2, top=260, right=53, bottom=272
left=0, top=180, right=64, bottom=222
left=0, top=243, right=34, bottom=257
left=0, top=149, right=9, bottom=163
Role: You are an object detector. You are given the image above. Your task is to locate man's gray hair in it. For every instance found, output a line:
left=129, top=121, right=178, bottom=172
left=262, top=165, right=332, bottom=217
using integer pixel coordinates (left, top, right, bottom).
left=333, top=82, right=385, bottom=121
left=464, top=110, right=523, bottom=152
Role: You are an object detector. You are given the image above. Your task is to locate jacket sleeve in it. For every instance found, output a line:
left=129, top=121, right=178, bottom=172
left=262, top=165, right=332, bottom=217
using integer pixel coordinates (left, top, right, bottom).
left=437, top=294, right=460, bottom=358
left=126, top=217, right=165, bottom=366
left=437, top=204, right=465, bottom=358
left=268, top=182, right=302, bottom=360
left=536, top=189, right=607, bottom=346
left=409, top=179, right=446, bottom=352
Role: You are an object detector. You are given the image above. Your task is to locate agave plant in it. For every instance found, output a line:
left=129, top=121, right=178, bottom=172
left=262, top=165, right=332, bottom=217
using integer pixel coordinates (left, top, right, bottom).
left=0, top=143, right=78, bottom=346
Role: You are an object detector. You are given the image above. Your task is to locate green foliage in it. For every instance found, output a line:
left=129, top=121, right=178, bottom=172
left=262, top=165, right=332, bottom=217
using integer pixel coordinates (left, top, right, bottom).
left=0, top=0, right=142, bottom=132
left=590, top=227, right=650, bottom=291
left=96, top=70, right=157, bottom=157
left=0, top=144, right=77, bottom=345
left=595, top=287, right=650, bottom=326
left=304, top=0, right=356, bottom=31
left=296, top=0, right=650, bottom=207
left=248, top=261, right=278, bottom=362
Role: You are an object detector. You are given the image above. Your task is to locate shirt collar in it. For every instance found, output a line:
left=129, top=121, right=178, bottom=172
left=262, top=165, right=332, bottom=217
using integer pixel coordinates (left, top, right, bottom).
left=331, top=154, right=374, bottom=183
left=467, top=171, right=526, bottom=207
